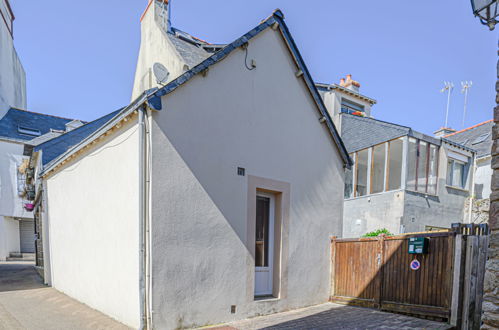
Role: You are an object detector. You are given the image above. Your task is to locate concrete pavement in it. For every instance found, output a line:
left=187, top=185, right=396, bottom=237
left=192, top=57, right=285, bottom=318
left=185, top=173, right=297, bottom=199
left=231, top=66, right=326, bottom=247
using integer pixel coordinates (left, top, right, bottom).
left=0, top=262, right=130, bottom=330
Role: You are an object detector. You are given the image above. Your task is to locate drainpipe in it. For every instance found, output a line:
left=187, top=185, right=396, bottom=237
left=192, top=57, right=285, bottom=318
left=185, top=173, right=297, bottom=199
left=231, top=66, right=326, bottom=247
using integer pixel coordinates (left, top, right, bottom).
left=138, top=105, right=149, bottom=329
left=468, top=155, right=477, bottom=223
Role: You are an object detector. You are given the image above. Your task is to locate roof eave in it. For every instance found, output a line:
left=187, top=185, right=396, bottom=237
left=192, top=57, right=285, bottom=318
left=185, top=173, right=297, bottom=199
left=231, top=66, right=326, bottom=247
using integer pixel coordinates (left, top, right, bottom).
left=39, top=93, right=149, bottom=177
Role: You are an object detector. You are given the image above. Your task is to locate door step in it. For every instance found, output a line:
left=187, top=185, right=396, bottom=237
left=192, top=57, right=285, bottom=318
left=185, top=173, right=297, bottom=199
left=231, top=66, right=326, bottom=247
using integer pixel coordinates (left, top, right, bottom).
left=6, top=252, right=35, bottom=261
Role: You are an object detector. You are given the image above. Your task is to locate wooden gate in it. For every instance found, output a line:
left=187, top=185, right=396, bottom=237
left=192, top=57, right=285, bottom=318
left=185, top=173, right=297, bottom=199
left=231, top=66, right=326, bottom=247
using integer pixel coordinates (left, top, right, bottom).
left=330, top=224, right=489, bottom=328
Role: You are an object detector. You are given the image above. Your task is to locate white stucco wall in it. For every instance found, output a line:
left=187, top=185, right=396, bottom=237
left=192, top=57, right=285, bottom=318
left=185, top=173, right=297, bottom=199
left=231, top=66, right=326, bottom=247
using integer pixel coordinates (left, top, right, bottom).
left=150, top=27, right=345, bottom=329
left=0, top=139, right=33, bottom=259
left=0, top=0, right=26, bottom=116
left=0, top=216, right=19, bottom=260
left=131, top=1, right=186, bottom=100
left=45, top=120, right=141, bottom=328
left=475, top=156, right=492, bottom=199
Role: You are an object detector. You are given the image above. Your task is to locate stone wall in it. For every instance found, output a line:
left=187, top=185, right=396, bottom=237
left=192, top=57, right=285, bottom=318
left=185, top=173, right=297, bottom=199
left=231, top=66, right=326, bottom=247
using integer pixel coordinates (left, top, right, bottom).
left=464, top=197, right=490, bottom=224
left=481, top=60, right=499, bottom=328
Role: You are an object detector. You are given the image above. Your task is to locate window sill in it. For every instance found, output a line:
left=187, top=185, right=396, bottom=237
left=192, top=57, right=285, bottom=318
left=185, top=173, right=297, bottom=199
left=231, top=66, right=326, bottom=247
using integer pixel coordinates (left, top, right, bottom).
left=344, top=188, right=404, bottom=201
left=445, top=185, right=469, bottom=193
left=254, top=296, right=279, bottom=302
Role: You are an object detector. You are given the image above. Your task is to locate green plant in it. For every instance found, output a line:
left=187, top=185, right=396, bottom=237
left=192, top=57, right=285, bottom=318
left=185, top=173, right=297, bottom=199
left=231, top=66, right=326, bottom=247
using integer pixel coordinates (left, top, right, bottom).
left=362, top=228, right=393, bottom=237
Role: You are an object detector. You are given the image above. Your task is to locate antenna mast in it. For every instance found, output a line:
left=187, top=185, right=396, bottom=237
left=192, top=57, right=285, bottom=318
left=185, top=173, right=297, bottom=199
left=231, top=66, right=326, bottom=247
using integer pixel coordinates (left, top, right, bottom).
left=440, top=81, right=454, bottom=128
left=461, top=81, right=472, bottom=128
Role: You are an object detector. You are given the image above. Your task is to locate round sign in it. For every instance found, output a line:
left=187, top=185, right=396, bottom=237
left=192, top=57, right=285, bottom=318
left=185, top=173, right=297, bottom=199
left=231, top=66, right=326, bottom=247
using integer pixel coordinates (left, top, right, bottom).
left=410, top=259, right=421, bottom=271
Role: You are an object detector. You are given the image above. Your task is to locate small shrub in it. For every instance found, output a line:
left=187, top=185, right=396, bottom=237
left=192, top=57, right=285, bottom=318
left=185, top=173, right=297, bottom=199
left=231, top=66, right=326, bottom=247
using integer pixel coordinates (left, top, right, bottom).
left=362, top=228, right=393, bottom=237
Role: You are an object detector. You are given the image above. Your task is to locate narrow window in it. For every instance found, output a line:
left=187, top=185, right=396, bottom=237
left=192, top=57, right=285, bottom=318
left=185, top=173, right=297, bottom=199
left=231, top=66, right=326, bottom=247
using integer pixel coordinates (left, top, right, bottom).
left=344, top=156, right=354, bottom=199
left=447, top=159, right=467, bottom=189
left=341, top=98, right=365, bottom=115
left=387, top=139, right=403, bottom=191
left=417, top=141, right=428, bottom=191
left=255, top=196, right=270, bottom=267
left=407, top=138, right=418, bottom=191
left=427, top=145, right=438, bottom=194
left=355, top=149, right=368, bottom=196
left=371, top=144, right=386, bottom=194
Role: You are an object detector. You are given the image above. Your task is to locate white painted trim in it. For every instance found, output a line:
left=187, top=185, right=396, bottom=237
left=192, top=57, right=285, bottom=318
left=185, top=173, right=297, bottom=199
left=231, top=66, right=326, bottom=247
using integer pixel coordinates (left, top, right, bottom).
left=255, top=192, right=275, bottom=297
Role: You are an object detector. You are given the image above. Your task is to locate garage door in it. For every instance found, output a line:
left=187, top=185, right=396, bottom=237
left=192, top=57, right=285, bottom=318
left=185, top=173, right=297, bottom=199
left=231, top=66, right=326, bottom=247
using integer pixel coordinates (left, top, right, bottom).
left=19, top=220, right=35, bottom=253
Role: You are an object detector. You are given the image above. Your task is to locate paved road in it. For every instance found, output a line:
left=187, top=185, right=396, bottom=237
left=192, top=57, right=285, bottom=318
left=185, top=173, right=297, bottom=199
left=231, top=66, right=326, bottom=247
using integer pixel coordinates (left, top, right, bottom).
left=207, top=302, right=452, bottom=330
left=0, top=262, right=129, bottom=330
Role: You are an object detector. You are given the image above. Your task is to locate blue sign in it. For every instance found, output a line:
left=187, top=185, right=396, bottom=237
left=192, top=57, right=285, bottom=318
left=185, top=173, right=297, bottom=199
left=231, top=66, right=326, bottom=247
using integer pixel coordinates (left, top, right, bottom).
left=410, top=259, right=421, bottom=271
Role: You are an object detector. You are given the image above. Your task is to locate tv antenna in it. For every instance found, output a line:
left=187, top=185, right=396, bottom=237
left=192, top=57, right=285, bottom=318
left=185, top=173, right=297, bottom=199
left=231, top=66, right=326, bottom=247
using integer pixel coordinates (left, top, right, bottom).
left=461, top=81, right=472, bottom=128
left=440, top=81, right=454, bottom=128
left=153, top=62, right=169, bottom=86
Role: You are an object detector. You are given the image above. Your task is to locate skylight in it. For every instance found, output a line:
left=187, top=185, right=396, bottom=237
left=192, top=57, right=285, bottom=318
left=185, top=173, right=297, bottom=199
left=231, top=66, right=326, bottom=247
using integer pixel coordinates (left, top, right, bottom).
left=18, top=126, right=41, bottom=137
left=472, top=133, right=490, bottom=145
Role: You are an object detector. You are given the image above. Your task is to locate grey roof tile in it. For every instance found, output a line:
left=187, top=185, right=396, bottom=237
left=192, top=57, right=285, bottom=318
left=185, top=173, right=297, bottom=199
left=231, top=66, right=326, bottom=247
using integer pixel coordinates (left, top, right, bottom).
left=340, top=114, right=410, bottom=153
left=35, top=109, right=122, bottom=166
left=0, top=108, right=73, bottom=142
left=445, top=120, right=493, bottom=158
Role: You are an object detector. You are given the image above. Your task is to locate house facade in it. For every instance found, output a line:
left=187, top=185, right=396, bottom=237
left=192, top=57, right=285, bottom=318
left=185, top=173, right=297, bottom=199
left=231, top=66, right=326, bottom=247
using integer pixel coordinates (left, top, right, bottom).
left=341, top=114, right=474, bottom=236
left=0, top=0, right=31, bottom=261
left=30, top=6, right=350, bottom=329
left=0, top=0, right=26, bottom=116
left=445, top=120, right=493, bottom=224
left=317, top=78, right=475, bottom=237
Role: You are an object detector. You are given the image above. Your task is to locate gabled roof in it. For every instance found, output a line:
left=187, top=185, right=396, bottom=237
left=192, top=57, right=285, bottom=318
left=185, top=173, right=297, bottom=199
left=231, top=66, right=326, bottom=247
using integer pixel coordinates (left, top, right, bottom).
left=35, top=109, right=122, bottom=166
left=41, top=9, right=352, bottom=176
left=444, top=120, right=493, bottom=158
left=340, top=113, right=475, bottom=154
left=340, top=114, right=410, bottom=152
left=147, top=9, right=351, bottom=167
left=0, top=108, right=74, bottom=143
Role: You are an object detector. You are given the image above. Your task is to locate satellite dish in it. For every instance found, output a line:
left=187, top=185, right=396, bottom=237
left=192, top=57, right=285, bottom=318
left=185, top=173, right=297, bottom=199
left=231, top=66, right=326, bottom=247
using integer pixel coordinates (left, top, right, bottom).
left=153, top=62, right=169, bottom=85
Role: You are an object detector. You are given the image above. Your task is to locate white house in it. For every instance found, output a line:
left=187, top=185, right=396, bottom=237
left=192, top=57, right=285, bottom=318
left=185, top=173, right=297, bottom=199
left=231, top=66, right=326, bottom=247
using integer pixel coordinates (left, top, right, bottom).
left=30, top=5, right=350, bottom=329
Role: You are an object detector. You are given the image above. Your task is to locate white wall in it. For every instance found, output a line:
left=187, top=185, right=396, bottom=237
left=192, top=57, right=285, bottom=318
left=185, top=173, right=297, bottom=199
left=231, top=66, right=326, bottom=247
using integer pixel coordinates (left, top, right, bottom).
left=0, top=139, right=32, bottom=259
left=150, top=27, right=345, bottom=329
left=475, top=157, right=492, bottom=199
left=0, top=216, right=19, bottom=260
left=45, top=120, right=141, bottom=328
left=0, top=0, right=26, bottom=116
left=131, top=1, right=186, bottom=100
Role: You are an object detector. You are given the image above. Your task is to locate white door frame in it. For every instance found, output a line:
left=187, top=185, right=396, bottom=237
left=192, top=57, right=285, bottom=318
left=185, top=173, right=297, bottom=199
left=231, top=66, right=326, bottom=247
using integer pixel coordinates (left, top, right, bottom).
left=255, top=192, right=275, bottom=296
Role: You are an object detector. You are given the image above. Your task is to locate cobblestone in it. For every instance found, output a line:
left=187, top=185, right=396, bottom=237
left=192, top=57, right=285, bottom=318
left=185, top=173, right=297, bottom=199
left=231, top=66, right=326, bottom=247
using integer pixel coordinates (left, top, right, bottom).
left=205, top=303, right=451, bottom=330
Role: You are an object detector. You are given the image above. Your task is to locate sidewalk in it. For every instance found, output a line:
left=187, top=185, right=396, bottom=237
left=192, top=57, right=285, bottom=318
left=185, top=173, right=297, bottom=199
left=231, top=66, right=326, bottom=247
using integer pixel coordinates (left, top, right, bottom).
left=0, top=262, right=130, bottom=330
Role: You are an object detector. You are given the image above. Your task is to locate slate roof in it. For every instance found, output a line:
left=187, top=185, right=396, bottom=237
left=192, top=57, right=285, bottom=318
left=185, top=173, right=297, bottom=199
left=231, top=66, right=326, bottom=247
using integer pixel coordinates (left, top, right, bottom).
left=340, top=114, right=410, bottom=153
left=167, top=29, right=214, bottom=68
left=35, top=109, right=122, bottom=166
left=0, top=108, right=73, bottom=142
left=444, top=120, right=493, bottom=158
left=147, top=10, right=352, bottom=167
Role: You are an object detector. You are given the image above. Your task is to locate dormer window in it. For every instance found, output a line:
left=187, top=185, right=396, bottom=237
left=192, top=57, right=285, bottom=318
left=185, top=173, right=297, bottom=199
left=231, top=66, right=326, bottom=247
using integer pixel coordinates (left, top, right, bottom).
left=18, top=126, right=41, bottom=137
left=341, top=98, right=364, bottom=116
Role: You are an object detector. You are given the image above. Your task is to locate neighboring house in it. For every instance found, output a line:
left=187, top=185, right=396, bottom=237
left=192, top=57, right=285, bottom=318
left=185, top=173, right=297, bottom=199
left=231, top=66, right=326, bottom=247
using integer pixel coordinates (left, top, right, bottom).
left=445, top=120, right=493, bottom=200
left=29, top=6, right=350, bottom=330
left=0, top=0, right=26, bottom=117
left=316, top=74, right=377, bottom=128
left=444, top=120, right=493, bottom=224
left=0, top=108, right=79, bottom=261
left=316, top=76, right=476, bottom=237
left=337, top=113, right=475, bottom=237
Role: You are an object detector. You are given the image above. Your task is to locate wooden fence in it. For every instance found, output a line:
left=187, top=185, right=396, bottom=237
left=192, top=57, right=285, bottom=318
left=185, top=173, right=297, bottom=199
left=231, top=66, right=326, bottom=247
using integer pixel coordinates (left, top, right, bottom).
left=330, top=223, right=489, bottom=329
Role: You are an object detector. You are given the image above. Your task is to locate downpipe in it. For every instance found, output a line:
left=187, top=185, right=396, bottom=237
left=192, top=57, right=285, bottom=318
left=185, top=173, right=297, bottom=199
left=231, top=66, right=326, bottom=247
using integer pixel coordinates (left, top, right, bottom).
left=139, top=105, right=152, bottom=329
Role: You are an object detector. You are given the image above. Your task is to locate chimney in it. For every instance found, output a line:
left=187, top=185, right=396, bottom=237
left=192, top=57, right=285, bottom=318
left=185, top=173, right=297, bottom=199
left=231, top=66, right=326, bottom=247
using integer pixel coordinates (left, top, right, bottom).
left=434, top=127, right=456, bottom=138
left=340, top=74, right=360, bottom=92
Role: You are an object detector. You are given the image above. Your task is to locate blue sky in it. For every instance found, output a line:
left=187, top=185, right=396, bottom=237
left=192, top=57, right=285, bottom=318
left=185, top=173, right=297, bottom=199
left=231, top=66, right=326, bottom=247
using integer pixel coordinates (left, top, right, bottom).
left=10, top=1, right=497, bottom=135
